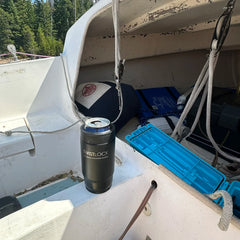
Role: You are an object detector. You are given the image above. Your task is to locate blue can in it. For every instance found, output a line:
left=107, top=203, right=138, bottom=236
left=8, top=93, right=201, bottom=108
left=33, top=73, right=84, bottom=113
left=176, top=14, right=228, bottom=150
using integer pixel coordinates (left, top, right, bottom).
left=84, top=118, right=111, bottom=132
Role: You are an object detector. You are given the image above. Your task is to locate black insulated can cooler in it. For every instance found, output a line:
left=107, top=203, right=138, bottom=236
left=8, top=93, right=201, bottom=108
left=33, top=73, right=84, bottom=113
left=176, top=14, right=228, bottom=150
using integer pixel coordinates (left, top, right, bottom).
left=81, top=118, right=115, bottom=193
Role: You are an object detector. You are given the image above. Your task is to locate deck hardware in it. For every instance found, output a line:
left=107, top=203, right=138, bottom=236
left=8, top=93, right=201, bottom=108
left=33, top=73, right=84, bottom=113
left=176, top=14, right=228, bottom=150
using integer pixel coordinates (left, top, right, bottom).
left=118, top=180, right=157, bottom=240
left=143, top=203, right=151, bottom=216
left=115, top=156, right=123, bottom=166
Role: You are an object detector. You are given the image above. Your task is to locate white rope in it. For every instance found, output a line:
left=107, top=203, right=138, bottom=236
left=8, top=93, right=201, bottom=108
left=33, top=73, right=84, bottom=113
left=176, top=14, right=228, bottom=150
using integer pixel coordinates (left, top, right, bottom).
left=112, top=0, right=122, bottom=80
left=171, top=60, right=208, bottom=138
left=172, top=0, right=240, bottom=162
left=182, top=54, right=219, bottom=140
left=111, top=0, right=124, bottom=124
left=207, top=190, right=233, bottom=231
left=171, top=59, right=209, bottom=139
left=188, top=84, right=208, bottom=136
left=173, top=48, right=240, bottom=162
left=0, top=119, right=82, bottom=136
left=111, top=82, right=124, bottom=124
left=206, top=51, right=240, bottom=162
left=60, top=54, right=87, bottom=122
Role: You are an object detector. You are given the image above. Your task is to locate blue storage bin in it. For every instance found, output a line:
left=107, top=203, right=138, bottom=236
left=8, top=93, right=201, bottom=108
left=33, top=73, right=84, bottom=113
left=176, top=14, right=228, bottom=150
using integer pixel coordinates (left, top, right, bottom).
left=126, top=124, right=226, bottom=194
left=227, top=181, right=240, bottom=218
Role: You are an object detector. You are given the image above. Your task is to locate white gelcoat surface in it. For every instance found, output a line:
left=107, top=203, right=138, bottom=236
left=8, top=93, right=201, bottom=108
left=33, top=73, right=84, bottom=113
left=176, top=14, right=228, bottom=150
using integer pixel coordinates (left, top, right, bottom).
left=0, top=118, right=34, bottom=159
left=0, top=139, right=240, bottom=240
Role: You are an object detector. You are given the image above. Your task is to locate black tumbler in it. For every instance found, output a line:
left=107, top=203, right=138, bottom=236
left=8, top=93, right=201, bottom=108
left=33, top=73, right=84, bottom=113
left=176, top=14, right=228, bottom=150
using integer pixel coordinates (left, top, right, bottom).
left=81, top=118, right=115, bottom=193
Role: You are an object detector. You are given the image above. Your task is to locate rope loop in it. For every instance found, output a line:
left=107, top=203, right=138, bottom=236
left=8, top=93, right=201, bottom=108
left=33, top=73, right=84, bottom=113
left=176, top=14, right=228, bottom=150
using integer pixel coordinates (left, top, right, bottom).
left=207, top=190, right=233, bottom=231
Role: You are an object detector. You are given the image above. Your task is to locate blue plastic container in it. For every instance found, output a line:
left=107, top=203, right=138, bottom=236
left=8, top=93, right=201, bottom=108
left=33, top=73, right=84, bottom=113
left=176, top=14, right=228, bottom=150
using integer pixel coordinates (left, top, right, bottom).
left=126, top=124, right=226, bottom=194
left=227, top=181, right=240, bottom=218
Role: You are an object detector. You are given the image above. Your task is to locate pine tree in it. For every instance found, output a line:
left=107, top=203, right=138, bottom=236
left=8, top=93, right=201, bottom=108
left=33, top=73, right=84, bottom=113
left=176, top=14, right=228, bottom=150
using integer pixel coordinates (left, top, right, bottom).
left=36, top=26, right=49, bottom=55
left=22, top=25, right=38, bottom=53
left=0, top=8, right=13, bottom=52
left=0, top=0, right=12, bottom=11
left=55, top=39, right=64, bottom=55
left=15, top=0, right=30, bottom=27
left=0, top=0, right=92, bottom=56
left=45, top=36, right=63, bottom=56
left=19, top=0, right=36, bottom=31
left=13, top=0, right=36, bottom=50
left=53, top=0, right=74, bottom=42
left=1, top=0, right=21, bottom=50
left=34, top=0, right=52, bottom=37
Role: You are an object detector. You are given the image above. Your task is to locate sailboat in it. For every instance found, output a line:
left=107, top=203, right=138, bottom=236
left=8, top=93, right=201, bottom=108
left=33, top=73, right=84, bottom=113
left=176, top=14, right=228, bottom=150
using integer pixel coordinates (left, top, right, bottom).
left=0, top=0, right=240, bottom=239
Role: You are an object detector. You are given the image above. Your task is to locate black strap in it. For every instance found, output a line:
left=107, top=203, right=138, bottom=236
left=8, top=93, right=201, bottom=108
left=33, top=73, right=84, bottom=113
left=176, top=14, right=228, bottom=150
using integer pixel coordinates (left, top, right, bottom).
left=164, top=116, right=175, bottom=131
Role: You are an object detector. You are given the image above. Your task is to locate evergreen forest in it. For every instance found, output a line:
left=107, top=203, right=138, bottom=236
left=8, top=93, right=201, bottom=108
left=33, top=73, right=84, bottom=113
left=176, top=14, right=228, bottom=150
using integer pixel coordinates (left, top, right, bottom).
left=0, top=0, right=93, bottom=56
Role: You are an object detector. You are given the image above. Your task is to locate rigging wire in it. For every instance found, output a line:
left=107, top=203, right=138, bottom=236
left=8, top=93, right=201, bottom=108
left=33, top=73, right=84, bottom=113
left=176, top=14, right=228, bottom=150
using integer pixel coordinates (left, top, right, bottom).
left=172, top=0, right=239, bottom=162
left=206, top=50, right=240, bottom=162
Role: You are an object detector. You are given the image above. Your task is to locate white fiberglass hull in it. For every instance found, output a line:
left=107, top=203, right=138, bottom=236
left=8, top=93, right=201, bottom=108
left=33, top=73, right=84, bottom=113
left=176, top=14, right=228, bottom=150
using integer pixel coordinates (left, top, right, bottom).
left=1, top=139, right=240, bottom=240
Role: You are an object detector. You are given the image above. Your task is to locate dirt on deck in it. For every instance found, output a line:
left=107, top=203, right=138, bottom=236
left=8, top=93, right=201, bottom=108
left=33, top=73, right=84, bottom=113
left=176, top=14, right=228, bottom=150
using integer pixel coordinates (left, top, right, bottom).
left=0, top=57, right=31, bottom=65
left=0, top=58, right=12, bottom=64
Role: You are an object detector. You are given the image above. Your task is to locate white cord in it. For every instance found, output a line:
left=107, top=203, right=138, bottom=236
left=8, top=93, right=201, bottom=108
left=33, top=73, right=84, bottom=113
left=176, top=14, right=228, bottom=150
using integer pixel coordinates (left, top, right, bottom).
left=177, top=88, right=194, bottom=111
left=0, top=119, right=82, bottom=136
left=206, top=50, right=240, bottom=162
left=173, top=0, right=237, bottom=162
left=184, top=54, right=219, bottom=139
left=111, top=0, right=124, bottom=124
left=112, top=82, right=124, bottom=124
left=60, top=54, right=87, bottom=122
left=174, top=48, right=240, bottom=162
left=171, top=59, right=209, bottom=139
left=185, top=84, right=208, bottom=139
left=173, top=48, right=240, bottom=162
left=112, top=0, right=121, bottom=80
